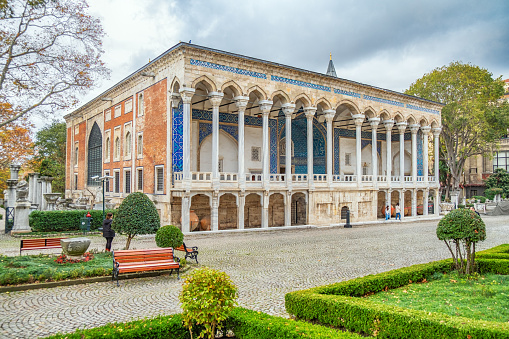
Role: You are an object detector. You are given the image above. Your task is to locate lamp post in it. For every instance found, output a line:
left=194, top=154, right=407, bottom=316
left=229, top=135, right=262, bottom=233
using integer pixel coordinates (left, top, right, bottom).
left=91, top=175, right=114, bottom=221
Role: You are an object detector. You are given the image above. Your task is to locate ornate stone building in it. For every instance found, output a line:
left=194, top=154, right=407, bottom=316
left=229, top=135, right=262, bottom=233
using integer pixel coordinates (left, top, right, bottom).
left=64, top=43, right=443, bottom=232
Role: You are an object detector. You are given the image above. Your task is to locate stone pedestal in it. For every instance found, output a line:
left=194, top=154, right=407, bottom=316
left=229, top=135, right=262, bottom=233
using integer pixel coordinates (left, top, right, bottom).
left=450, top=190, right=460, bottom=209
left=61, top=238, right=91, bottom=260
left=11, top=201, right=31, bottom=233
left=43, top=193, right=61, bottom=211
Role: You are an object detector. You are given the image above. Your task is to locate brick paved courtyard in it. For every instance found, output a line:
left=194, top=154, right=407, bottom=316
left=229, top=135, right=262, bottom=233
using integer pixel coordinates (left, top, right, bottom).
left=0, top=215, right=508, bottom=338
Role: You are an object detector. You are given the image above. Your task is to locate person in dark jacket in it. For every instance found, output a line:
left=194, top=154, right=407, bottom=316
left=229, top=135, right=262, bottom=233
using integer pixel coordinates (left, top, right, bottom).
left=102, top=212, right=115, bottom=252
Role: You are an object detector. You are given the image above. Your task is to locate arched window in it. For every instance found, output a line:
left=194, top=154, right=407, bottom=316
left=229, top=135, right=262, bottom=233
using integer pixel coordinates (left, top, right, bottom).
left=87, top=122, right=102, bottom=186
left=137, top=134, right=143, bottom=156
left=125, top=131, right=131, bottom=157
left=115, top=137, right=120, bottom=159
left=105, top=137, right=110, bottom=160
left=138, top=93, right=144, bottom=117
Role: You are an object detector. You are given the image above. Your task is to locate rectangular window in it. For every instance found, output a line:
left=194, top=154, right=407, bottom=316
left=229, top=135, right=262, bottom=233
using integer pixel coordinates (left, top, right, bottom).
left=362, top=166, right=368, bottom=175
left=155, top=165, right=164, bottom=193
left=218, top=159, right=224, bottom=172
left=345, top=153, right=351, bottom=166
left=114, top=105, right=121, bottom=118
left=138, top=93, right=144, bottom=117
left=125, top=98, right=133, bottom=113
left=114, top=170, right=120, bottom=193
left=124, top=169, right=131, bottom=194
left=74, top=174, right=78, bottom=190
left=137, top=168, right=143, bottom=191
left=251, top=147, right=261, bottom=161
left=471, top=190, right=478, bottom=197
left=105, top=109, right=111, bottom=122
left=469, top=168, right=477, bottom=174
left=494, top=151, right=509, bottom=172
left=137, top=133, right=143, bottom=157
left=104, top=171, right=110, bottom=192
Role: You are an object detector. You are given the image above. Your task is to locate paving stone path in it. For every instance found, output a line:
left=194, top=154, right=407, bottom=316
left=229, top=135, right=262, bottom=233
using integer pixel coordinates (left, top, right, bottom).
left=0, top=215, right=508, bottom=338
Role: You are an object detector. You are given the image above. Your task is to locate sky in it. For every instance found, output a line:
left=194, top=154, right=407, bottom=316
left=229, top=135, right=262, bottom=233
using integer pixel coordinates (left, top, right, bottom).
left=47, top=0, right=509, bottom=127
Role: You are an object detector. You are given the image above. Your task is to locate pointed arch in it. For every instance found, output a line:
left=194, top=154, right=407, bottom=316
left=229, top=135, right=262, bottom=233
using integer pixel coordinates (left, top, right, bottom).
left=419, top=116, right=429, bottom=127
left=335, top=99, right=361, bottom=116
left=393, top=112, right=405, bottom=123
left=293, top=93, right=312, bottom=108
left=246, top=85, right=267, bottom=102
left=430, top=119, right=440, bottom=128
left=191, top=75, right=217, bottom=93
left=406, top=115, right=417, bottom=125
left=315, top=97, right=332, bottom=111
left=379, top=109, right=391, bottom=121
left=221, top=80, right=243, bottom=97
left=87, top=122, right=102, bottom=186
left=363, top=105, right=377, bottom=119
left=271, top=90, right=291, bottom=105
left=170, top=76, right=181, bottom=94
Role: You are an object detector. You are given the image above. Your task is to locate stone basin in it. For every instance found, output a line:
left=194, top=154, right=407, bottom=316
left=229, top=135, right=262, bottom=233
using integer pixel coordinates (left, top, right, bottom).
left=60, top=237, right=91, bottom=259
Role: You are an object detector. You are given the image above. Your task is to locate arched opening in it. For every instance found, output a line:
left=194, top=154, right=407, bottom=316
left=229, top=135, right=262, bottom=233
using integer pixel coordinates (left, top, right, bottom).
left=87, top=122, right=102, bottom=186
left=269, top=193, right=285, bottom=227
left=219, top=193, right=237, bottom=230
left=377, top=191, right=386, bottom=218
left=291, top=192, right=307, bottom=225
left=190, top=194, right=211, bottom=231
left=404, top=190, right=412, bottom=216
left=245, top=193, right=262, bottom=228
left=340, top=206, right=350, bottom=220
left=391, top=191, right=400, bottom=217
left=199, top=130, right=238, bottom=172
left=417, top=190, right=424, bottom=215
left=392, top=151, right=412, bottom=176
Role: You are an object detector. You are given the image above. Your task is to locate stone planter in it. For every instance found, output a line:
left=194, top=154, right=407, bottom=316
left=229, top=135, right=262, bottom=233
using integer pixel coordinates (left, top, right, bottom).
left=60, top=237, right=91, bottom=260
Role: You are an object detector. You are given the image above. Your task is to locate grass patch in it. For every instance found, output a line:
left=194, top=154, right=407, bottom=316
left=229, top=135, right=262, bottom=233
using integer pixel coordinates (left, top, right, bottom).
left=366, top=271, right=509, bottom=322
left=0, top=252, right=113, bottom=286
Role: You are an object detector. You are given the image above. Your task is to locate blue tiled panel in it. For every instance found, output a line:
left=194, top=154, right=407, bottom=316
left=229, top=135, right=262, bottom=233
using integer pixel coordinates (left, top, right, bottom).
left=391, top=132, right=412, bottom=142
left=198, top=122, right=238, bottom=144
left=269, top=119, right=277, bottom=173
left=334, top=128, right=340, bottom=174
left=406, top=104, right=440, bottom=115
left=363, top=95, right=405, bottom=107
left=271, top=75, right=331, bottom=92
left=417, top=130, right=423, bottom=176
left=334, top=88, right=361, bottom=98
left=190, top=59, right=267, bottom=79
left=172, top=102, right=183, bottom=172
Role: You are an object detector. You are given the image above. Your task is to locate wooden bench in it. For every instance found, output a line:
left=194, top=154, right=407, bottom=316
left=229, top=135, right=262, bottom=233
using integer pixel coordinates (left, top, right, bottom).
left=112, top=248, right=180, bottom=286
left=20, top=238, right=67, bottom=255
left=175, top=242, right=199, bottom=264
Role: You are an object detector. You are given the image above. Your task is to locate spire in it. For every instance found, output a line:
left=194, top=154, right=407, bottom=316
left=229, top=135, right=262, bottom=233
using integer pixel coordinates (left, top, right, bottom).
left=326, top=53, right=337, bottom=77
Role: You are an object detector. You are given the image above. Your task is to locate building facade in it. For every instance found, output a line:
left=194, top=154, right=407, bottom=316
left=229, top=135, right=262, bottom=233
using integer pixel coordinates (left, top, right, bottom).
left=65, top=43, right=443, bottom=232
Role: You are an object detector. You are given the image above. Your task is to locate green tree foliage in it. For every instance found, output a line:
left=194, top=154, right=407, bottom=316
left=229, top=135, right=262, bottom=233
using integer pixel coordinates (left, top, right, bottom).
left=436, top=208, right=486, bottom=275
left=155, top=225, right=184, bottom=249
left=180, top=267, right=237, bottom=339
left=112, top=192, right=160, bottom=250
left=406, top=62, right=509, bottom=192
left=484, top=168, right=509, bottom=198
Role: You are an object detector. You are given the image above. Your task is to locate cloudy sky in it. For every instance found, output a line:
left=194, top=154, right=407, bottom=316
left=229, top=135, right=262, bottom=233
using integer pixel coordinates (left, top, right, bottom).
left=54, top=0, right=509, bottom=123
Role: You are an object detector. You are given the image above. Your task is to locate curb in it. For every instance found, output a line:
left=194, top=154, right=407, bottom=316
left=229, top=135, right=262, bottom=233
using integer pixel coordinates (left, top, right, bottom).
left=0, top=265, right=192, bottom=293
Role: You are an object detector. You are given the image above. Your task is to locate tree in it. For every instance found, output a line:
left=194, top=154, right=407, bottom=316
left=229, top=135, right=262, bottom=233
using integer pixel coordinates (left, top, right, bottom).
left=112, top=192, right=160, bottom=250
left=0, top=0, right=109, bottom=128
left=484, top=168, right=509, bottom=198
left=406, top=62, right=509, bottom=193
left=436, top=208, right=486, bottom=275
left=155, top=225, right=184, bottom=249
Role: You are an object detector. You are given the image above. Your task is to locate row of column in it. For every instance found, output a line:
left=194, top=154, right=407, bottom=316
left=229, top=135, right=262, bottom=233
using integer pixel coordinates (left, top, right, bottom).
left=178, top=87, right=441, bottom=187
left=385, top=188, right=440, bottom=220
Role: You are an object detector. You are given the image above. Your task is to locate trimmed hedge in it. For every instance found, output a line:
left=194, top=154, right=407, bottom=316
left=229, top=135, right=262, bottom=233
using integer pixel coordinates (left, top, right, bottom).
left=476, top=244, right=509, bottom=260
left=44, top=308, right=362, bottom=339
left=285, top=250, right=509, bottom=339
left=29, top=210, right=116, bottom=232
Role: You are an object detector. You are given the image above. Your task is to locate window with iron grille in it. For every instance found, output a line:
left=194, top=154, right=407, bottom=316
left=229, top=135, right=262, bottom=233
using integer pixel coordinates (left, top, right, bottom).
left=125, top=169, right=131, bottom=194
left=114, top=171, right=120, bottom=193
left=137, top=168, right=143, bottom=191
left=251, top=146, right=261, bottom=161
left=104, top=171, right=110, bottom=192
left=87, top=122, right=102, bottom=186
left=155, top=166, right=164, bottom=193
left=345, top=153, right=351, bottom=166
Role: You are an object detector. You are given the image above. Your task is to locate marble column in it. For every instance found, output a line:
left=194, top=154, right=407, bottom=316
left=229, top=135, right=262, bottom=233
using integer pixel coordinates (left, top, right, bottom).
left=324, top=110, right=335, bottom=186
left=304, top=107, right=317, bottom=188
left=384, top=120, right=395, bottom=185
left=179, top=87, right=195, bottom=186
left=259, top=100, right=273, bottom=190
left=397, top=122, right=407, bottom=185
left=412, top=189, right=417, bottom=217
left=285, top=191, right=292, bottom=226
left=409, top=124, right=420, bottom=184
left=181, top=194, right=190, bottom=233
left=234, top=96, right=249, bottom=189
left=400, top=189, right=405, bottom=220
left=238, top=193, right=245, bottom=230
left=369, top=118, right=380, bottom=186
left=211, top=193, right=219, bottom=232
left=10, top=164, right=21, bottom=180
left=432, top=127, right=442, bottom=183
left=353, top=114, right=365, bottom=185
left=282, top=103, right=295, bottom=189
left=262, top=192, right=269, bottom=229
left=28, top=172, right=39, bottom=204
left=423, top=189, right=429, bottom=216
left=434, top=189, right=441, bottom=216
left=421, top=126, right=431, bottom=185
left=209, top=92, right=224, bottom=187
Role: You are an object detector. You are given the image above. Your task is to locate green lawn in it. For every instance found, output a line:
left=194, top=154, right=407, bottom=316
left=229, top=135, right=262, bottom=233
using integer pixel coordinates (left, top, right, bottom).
left=367, top=272, right=509, bottom=322
left=0, top=252, right=113, bottom=286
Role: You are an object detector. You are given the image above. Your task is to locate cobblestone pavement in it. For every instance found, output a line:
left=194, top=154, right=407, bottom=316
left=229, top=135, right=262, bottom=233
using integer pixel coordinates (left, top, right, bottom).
left=0, top=215, right=508, bottom=338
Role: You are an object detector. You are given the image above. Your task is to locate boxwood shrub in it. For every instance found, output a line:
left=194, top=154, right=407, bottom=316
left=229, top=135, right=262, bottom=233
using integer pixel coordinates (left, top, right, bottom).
left=285, top=249, right=509, bottom=339
left=45, top=308, right=363, bottom=339
left=29, top=210, right=116, bottom=233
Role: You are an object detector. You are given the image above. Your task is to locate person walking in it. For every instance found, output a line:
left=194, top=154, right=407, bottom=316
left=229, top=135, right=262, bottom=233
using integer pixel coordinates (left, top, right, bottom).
left=385, top=205, right=391, bottom=220
left=102, top=212, right=115, bottom=252
left=395, top=203, right=401, bottom=221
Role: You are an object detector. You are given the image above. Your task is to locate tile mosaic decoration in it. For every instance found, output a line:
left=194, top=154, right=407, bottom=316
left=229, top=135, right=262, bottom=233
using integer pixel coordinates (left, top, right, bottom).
left=364, top=95, right=405, bottom=108
left=406, top=104, right=440, bottom=115
left=391, top=132, right=412, bottom=142
left=334, top=129, right=340, bottom=175
left=417, top=130, right=423, bottom=176
left=271, top=75, right=331, bottom=92
left=172, top=102, right=183, bottom=172
left=190, top=59, right=267, bottom=79
left=334, top=88, right=361, bottom=98
left=198, top=122, right=238, bottom=144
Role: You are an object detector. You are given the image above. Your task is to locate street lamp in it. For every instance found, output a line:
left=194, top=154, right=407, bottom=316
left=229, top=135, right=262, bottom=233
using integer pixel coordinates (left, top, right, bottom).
left=91, top=175, right=114, bottom=221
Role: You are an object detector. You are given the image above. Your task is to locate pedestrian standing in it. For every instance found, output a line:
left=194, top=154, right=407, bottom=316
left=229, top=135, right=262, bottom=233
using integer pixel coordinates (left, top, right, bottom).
left=395, top=203, right=401, bottom=221
left=385, top=205, right=391, bottom=220
left=102, top=212, right=115, bottom=252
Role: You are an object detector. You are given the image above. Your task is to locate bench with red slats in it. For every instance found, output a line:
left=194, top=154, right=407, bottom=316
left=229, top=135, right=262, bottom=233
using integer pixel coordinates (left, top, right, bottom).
left=112, top=248, right=180, bottom=286
left=20, top=238, right=67, bottom=255
left=175, top=242, right=199, bottom=264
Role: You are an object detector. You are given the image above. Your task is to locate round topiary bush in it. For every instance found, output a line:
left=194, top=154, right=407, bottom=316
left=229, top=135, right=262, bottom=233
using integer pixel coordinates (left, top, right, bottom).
left=112, top=192, right=160, bottom=249
left=437, top=208, right=486, bottom=275
left=155, top=225, right=183, bottom=249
